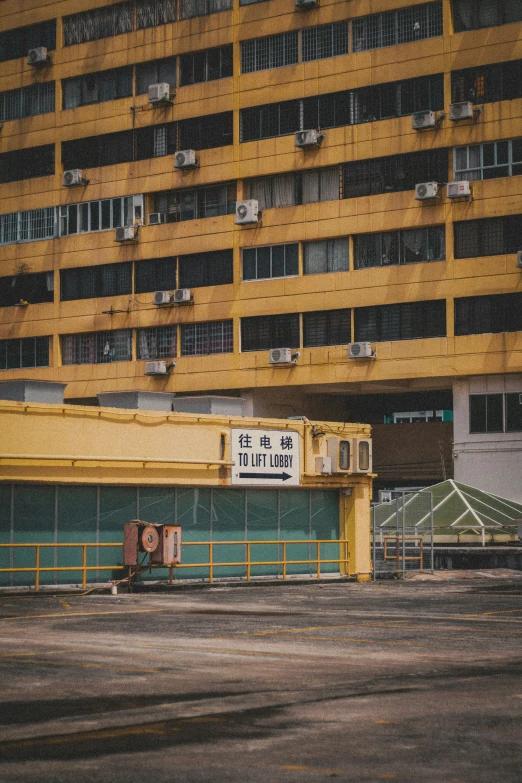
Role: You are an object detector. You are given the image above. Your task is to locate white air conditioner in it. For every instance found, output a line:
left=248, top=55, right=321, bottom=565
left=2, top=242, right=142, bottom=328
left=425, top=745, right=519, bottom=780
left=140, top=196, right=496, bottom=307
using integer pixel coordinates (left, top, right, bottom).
left=447, top=180, right=472, bottom=199
left=269, top=348, right=294, bottom=364
left=148, top=212, right=166, bottom=225
left=174, top=150, right=197, bottom=169
left=115, top=226, right=138, bottom=242
left=295, top=129, right=324, bottom=148
left=172, top=288, right=192, bottom=304
left=295, top=0, right=317, bottom=8
left=450, top=101, right=474, bottom=121
left=63, top=169, right=87, bottom=187
left=27, top=47, right=48, bottom=65
left=517, top=251, right=522, bottom=269
left=355, top=438, right=372, bottom=473
left=348, top=342, right=374, bottom=359
left=327, top=437, right=352, bottom=473
left=412, top=110, right=436, bottom=130
left=145, top=361, right=169, bottom=376
left=235, top=200, right=260, bottom=225
left=153, top=291, right=172, bottom=306
left=148, top=83, right=171, bottom=103
left=415, top=182, right=439, bottom=201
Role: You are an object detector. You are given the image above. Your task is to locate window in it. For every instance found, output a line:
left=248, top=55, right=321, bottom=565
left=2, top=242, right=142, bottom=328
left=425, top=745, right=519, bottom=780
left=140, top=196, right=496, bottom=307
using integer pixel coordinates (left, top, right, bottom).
left=241, top=100, right=300, bottom=142
left=0, top=82, right=55, bottom=122
left=63, top=67, right=132, bottom=109
left=136, top=0, right=176, bottom=29
left=242, top=244, right=298, bottom=281
left=179, top=250, right=233, bottom=288
left=302, top=22, right=349, bottom=62
left=62, top=131, right=134, bottom=170
left=135, top=257, right=177, bottom=294
left=63, top=3, right=133, bottom=45
left=180, top=45, right=233, bottom=85
left=178, top=112, right=233, bottom=150
left=454, top=215, right=522, bottom=259
left=506, top=393, right=522, bottom=432
left=0, top=336, right=50, bottom=370
left=452, top=0, right=522, bottom=32
left=454, top=293, right=522, bottom=336
left=469, top=394, right=504, bottom=433
left=61, top=330, right=132, bottom=365
left=454, top=139, right=522, bottom=181
left=179, top=0, right=232, bottom=21
left=241, top=32, right=298, bottom=74
left=0, top=272, right=54, bottom=307
left=136, top=57, right=177, bottom=94
left=59, top=196, right=143, bottom=236
left=181, top=321, right=233, bottom=355
left=351, top=74, right=444, bottom=124
left=154, top=183, right=236, bottom=222
left=0, top=19, right=56, bottom=63
left=353, top=2, right=442, bottom=52
left=303, top=238, right=349, bottom=275
left=451, top=60, right=522, bottom=105
left=0, top=144, right=55, bottom=184
left=343, top=148, right=448, bottom=199
left=137, top=326, right=177, bottom=359
left=354, top=226, right=445, bottom=269
left=248, top=168, right=339, bottom=210
left=0, top=207, right=56, bottom=245
left=354, top=300, right=446, bottom=342
left=60, top=263, right=132, bottom=301
left=303, top=309, right=351, bottom=347
left=241, top=313, right=300, bottom=352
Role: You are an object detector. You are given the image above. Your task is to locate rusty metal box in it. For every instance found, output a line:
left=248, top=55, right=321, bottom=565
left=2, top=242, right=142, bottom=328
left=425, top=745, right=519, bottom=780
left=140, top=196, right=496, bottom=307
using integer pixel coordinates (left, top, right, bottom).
left=123, top=523, right=139, bottom=566
left=151, top=525, right=182, bottom=565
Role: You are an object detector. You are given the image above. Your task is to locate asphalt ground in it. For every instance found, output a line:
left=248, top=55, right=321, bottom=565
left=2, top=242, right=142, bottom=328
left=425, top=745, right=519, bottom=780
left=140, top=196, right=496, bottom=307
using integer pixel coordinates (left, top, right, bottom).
left=0, top=578, right=521, bottom=783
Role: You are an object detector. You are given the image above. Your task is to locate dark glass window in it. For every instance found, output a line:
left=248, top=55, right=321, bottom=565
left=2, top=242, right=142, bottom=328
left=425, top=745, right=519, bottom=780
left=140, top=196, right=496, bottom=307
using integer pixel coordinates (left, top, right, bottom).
left=355, top=300, right=446, bottom=342
left=135, top=258, right=177, bottom=294
left=0, top=145, right=55, bottom=184
left=60, top=263, right=132, bottom=301
left=241, top=313, right=300, bottom=352
left=136, top=57, right=177, bottom=94
left=469, top=394, right=503, bottom=433
left=153, top=183, right=236, bottom=223
left=303, top=309, right=351, bottom=347
left=241, top=100, right=301, bottom=142
left=454, top=293, right=522, bottom=335
left=303, top=238, right=349, bottom=274
left=181, top=45, right=233, bottom=85
left=454, top=216, right=522, bottom=258
left=0, top=19, right=56, bottom=63
left=0, top=272, right=54, bottom=307
left=453, top=0, right=522, bottom=33
left=506, top=393, right=522, bottom=432
left=63, top=67, right=133, bottom=109
left=179, top=250, right=233, bottom=288
left=63, top=3, right=133, bottom=46
left=0, top=82, right=55, bottom=122
left=178, top=112, right=233, bottom=150
left=352, top=2, right=442, bottom=52
left=180, top=321, right=233, bottom=356
left=242, top=244, right=298, bottom=281
left=452, top=60, right=522, bottom=104
left=179, top=0, right=232, bottom=21
left=355, top=226, right=445, bottom=268
left=0, top=336, right=50, bottom=370
left=62, top=131, right=134, bottom=170
left=343, top=148, right=448, bottom=199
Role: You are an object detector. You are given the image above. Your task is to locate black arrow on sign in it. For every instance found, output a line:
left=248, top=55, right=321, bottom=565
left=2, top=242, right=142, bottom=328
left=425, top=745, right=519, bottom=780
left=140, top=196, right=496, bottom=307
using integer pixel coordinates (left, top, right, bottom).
left=238, top=472, right=292, bottom=481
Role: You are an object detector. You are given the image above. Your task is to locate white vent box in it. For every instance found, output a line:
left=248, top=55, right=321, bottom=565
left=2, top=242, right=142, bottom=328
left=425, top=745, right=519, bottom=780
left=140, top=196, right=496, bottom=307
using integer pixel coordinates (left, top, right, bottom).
left=269, top=348, right=294, bottom=364
left=517, top=250, right=522, bottom=269
left=348, top=342, right=374, bottom=359
left=172, top=288, right=192, bottom=304
left=450, top=101, right=474, bottom=121
left=295, top=129, right=324, bottom=148
left=115, top=226, right=138, bottom=242
left=28, top=47, right=48, bottom=65
left=174, top=150, right=197, bottom=169
left=63, top=169, right=86, bottom=187
left=415, top=182, right=439, bottom=200
left=153, top=291, right=172, bottom=306
left=148, top=213, right=166, bottom=225
left=315, top=456, right=332, bottom=475
left=145, top=361, right=169, bottom=376
left=412, top=110, right=436, bottom=130
left=447, top=180, right=471, bottom=198
left=327, top=438, right=353, bottom=473
left=148, top=83, right=171, bottom=103
left=355, top=438, right=372, bottom=473
left=235, top=200, right=260, bottom=225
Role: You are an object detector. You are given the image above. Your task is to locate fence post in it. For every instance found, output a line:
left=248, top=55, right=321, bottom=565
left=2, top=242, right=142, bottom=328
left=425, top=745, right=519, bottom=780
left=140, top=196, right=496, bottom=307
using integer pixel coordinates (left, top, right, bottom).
left=316, top=541, right=320, bottom=580
left=209, top=543, right=213, bottom=584
left=35, top=546, right=40, bottom=592
left=371, top=506, right=376, bottom=581
left=401, top=492, right=406, bottom=579
left=246, top=542, right=251, bottom=582
left=283, top=542, right=287, bottom=580
left=82, top=545, right=87, bottom=590
left=430, top=490, right=435, bottom=573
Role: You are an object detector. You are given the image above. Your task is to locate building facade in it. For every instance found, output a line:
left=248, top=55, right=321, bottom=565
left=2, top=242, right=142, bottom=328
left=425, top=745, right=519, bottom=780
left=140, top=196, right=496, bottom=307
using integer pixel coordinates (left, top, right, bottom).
left=1, top=0, right=522, bottom=498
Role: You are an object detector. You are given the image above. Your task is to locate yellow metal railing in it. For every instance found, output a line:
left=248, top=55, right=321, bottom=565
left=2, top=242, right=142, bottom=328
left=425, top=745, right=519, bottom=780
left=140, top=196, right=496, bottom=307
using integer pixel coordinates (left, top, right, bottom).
left=0, top=539, right=350, bottom=591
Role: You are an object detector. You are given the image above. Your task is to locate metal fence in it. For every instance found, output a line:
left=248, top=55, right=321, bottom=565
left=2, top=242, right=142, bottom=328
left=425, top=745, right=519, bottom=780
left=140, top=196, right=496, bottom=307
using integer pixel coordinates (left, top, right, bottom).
left=372, top=491, right=434, bottom=578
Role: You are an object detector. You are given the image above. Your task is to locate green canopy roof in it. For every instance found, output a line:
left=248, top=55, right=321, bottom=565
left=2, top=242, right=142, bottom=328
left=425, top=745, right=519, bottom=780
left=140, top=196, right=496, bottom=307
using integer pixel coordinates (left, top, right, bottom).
left=374, top=479, right=522, bottom=532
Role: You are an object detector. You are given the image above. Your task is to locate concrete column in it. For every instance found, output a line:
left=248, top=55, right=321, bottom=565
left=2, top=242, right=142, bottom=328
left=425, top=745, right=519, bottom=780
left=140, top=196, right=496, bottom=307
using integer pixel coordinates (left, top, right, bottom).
left=342, top=481, right=372, bottom=581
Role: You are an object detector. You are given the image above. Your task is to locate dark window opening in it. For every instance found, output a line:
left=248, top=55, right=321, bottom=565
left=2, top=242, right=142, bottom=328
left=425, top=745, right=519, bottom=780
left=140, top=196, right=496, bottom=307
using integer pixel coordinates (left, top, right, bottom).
left=0, top=19, right=56, bottom=63
left=454, top=215, right=522, bottom=258
left=60, top=263, right=132, bottom=301
left=303, top=309, right=351, bottom=347
left=63, top=67, right=133, bottom=109
left=0, top=272, right=54, bottom=307
left=153, top=182, right=236, bottom=223
left=343, top=148, right=448, bottom=199
left=453, top=0, right=522, bottom=33
left=0, top=145, right=55, bottom=184
left=135, top=258, right=177, bottom=294
left=179, top=250, right=233, bottom=288
left=355, top=300, right=447, bottom=342
left=180, top=45, right=233, bottom=86
left=241, top=313, right=300, bottom=352
left=454, top=293, right=522, bottom=336
left=242, top=244, right=298, bottom=281
left=0, top=336, right=50, bottom=369
left=136, top=57, right=177, bottom=94
left=469, top=394, right=503, bottom=433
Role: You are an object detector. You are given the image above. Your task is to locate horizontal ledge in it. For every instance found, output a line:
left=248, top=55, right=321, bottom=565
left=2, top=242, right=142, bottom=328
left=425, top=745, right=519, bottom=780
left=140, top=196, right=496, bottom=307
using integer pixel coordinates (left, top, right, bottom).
left=0, top=454, right=234, bottom=467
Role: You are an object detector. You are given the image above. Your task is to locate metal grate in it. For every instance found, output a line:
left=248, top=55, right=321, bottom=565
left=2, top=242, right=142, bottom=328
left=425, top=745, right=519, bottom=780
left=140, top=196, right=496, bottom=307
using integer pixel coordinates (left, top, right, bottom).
left=302, top=309, right=351, bottom=347
left=302, top=21, right=348, bottom=62
left=0, top=336, right=50, bottom=370
left=241, top=32, right=298, bottom=74
left=1, top=207, right=56, bottom=245
left=137, top=326, right=177, bottom=359
left=352, top=1, right=442, bottom=53
left=61, top=330, right=132, bottom=365
left=181, top=320, right=233, bottom=356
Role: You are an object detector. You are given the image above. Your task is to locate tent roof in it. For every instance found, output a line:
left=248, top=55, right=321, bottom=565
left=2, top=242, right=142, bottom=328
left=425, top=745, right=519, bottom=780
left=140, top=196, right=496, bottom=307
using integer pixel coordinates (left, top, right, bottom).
left=374, top=479, right=522, bottom=531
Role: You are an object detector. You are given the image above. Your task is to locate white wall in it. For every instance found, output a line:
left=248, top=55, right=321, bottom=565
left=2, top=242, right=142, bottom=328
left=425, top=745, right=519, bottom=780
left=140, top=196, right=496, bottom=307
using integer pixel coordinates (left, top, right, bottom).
left=453, top=375, right=522, bottom=503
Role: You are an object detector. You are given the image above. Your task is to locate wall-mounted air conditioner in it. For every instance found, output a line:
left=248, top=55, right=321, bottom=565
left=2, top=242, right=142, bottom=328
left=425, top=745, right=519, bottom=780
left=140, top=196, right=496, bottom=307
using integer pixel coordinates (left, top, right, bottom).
left=63, top=169, right=88, bottom=187
left=148, top=83, right=172, bottom=103
left=172, top=288, right=192, bottom=304
left=348, top=342, right=375, bottom=359
left=235, top=200, right=260, bottom=225
left=174, top=150, right=197, bottom=169
left=447, top=181, right=471, bottom=199
left=327, top=437, right=352, bottom=473
left=28, top=47, right=49, bottom=65
left=115, top=226, right=138, bottom=242
left=269, top=348, right=296, bottom=364
left=153, top=291, right=172, bottom=306
left=412, top=110, right=436, bottom=130
left=355, top=438, right=372, bottom=473
left=450, top=101, right=474, bottom=121
left=415, top=182, right=439, bottom=201
left=148, top=213, right=166, bottom=225
left=295, top=129, right=325, bottom=148
left=145, top=361, right=175, bottom=376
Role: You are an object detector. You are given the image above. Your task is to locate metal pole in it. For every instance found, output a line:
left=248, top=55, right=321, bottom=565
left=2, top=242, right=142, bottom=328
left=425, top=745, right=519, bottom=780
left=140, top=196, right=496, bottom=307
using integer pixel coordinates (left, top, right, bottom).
left=35, top=546, right=40, bottom=592
left=246, top=542, right=251, bottom=582
left=283, top=542, right=287, bottom=580
left=209, top=542, right=213, bottom=583
left=430, top=490, right=435, bottom=573
left=316, top=541, right=320, bottom=580
left=372, top=504, right=376, bottom=581
left=401, top=492, right=406, bottom=579
left=82, top=545, right=87, bottom=590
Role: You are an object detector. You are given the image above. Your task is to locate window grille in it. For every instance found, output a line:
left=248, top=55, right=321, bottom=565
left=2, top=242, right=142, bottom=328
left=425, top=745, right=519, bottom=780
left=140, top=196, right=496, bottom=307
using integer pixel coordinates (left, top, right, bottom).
left=135, top=257, right=177, bottom=294
left=62, top=67, right=132, bottom=109
left=136, top=0, right=176, bottom=29
left=451, top=60, right=522, bottom=105
left=240, top=313, right=300, bottom=352
left=302, top=21, right=349, bottom=62
left=354, top=226, right=445, bottom=269
left=60, top=263, right=132, bottom=302
left=180, top=45, right=233, bottom=86
left=178, top=250, right=233, bottom=288
left=137, top=326, right=177, bottom=360
left=454, top=215, right=522, bottom=259
left=454, top=293, right=522, bottom=336
left=179, top=0, right=232, bottom=21
left=60, top=196, right=143, bottom=236
left=0, top=207, right=56, bottom=245
left=0, top=82, right=55, bottom=122
left=352, top=1, right=442, bottom=52
left=354, top=300, right=446, bottom=342
left=242, top=244, right=298, bottom=281
left=181, top=320, right=233, bottom=355
left=136, top=57, right=177, bottom=94
left=0, top=145, right=55, bottom=185
left=154, top=183, right=236, bottom=223
left=452, top=0, right=522, bottom=32
left=303, top=238, right=349, bottom=275
left=0, top=272, right=54, bottom=308
left=303, top=309, right=351, bottom=347
left=61, top=330, right=132, bottom=365
left=241, top=32, right=298, bottom=74
left=454, top=138, right=522, bottom=182
left=0, top=19, right=56, bottom=63
left=0, top=337, right=50, bottom=370
left=63, top=3, right=133, bottom=46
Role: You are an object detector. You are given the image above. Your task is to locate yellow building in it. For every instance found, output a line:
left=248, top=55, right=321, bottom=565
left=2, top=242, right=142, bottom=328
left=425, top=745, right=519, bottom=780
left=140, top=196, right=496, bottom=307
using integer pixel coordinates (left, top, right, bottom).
left=1, top=0, right=522, bottom=499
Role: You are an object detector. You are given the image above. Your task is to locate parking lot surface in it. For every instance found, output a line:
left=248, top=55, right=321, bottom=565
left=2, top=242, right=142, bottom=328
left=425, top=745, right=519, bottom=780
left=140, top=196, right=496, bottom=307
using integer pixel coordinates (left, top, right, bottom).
left=0, top=577, right=521, bottom=782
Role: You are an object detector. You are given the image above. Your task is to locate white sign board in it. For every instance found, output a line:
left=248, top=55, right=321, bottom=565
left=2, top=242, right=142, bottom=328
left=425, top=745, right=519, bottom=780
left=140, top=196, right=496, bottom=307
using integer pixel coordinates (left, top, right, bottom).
left=231, top=428, right=300, bottom=487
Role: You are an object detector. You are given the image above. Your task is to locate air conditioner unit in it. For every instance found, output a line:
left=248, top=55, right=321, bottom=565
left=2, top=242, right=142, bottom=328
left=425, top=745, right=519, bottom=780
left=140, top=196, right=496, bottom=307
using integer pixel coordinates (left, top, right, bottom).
left=348, top=342, right=374, bottom=359
left=450, top=101, right=474, bottom=121
left=27, top=47, right=48, bottom=65
left=115, top=226, right=138, bottom=242
left=63, top=169, right=87, bottom=187
left=415, top=182, right=439, bottom=201
left=327, top=437, right=353, bottom=473
left=145, top=361, right=169, bottom=376
left=174, top=150, right=197, bottom=169
left=412, top=110, right=436, bottom=130
left=148, top=212, right=166, bottom=225
left=235, top=200, right=260, bottom=225
left=269, top=348, right=294, bottom=364
left=295, top=0, right=317, bottom=8
left=172, top=288, right=192, bottom=304
left=517, top=251, right=522, bottom=269
left=153, top=291, right=172, bottom=306
left=447, top=180, right=471, bottom=199
left=148, top=83, right=171, bottom=103
left=355, top=438, right=372, bottom=473
left=295, top=129, right=324, bottom=148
